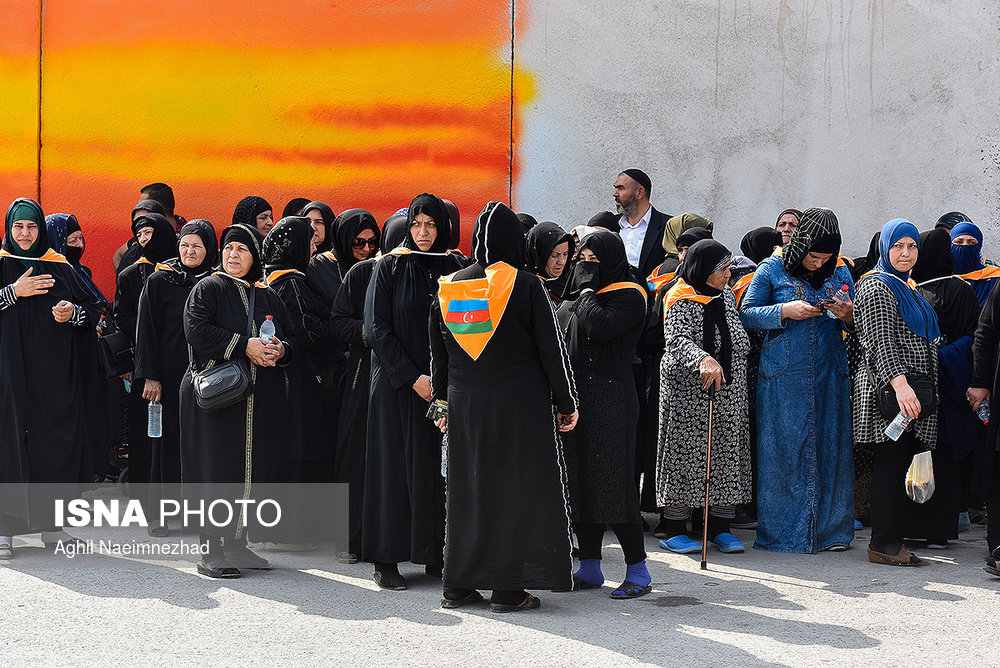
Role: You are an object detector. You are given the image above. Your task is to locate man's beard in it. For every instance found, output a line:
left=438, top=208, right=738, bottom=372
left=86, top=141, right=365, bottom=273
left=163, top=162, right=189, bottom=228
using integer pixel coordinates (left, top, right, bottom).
left=616, top=194, right=637, bottom=217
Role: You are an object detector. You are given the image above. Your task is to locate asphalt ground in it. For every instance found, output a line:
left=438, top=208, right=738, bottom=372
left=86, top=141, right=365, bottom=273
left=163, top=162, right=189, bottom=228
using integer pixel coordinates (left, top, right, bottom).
left=0, top=518, right=996, bottom=666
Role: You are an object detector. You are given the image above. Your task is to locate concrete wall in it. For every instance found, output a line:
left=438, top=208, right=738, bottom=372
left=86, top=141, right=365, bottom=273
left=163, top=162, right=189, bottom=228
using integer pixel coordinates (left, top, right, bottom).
left=515, top=0, right=1000, bottom=258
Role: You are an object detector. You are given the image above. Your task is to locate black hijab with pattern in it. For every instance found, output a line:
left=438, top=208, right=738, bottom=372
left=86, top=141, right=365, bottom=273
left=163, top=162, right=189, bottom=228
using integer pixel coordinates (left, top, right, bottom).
left=263, top=216, right=314, bottom=273
left=782, top=207, right=842, bottom=289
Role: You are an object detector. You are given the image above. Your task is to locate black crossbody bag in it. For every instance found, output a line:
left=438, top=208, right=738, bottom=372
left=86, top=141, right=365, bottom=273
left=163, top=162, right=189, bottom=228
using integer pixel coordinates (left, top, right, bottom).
left=191, top=285, right=255, bottom=412
left=871, top=340, right=937, bottom=420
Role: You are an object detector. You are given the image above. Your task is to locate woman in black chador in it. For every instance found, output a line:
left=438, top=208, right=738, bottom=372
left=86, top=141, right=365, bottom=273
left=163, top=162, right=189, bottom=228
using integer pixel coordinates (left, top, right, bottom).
left=262, top=216, right=340, bottom=546
left=329, top=213, right=403, bottom=564
left=114, top=212, right=178, bottom=487
left=179, top=223, right=298, bottom=578
left=526, top=221, right=574, bottom=304
left=134, top=220, right=218, bottom=535
left=430, top=201, right=578, bottom=612
left=0, top=198, right=103, bottom=559
left=557, top=230, right=651, bottom=598
left=362, top=194, right=464, bottom=590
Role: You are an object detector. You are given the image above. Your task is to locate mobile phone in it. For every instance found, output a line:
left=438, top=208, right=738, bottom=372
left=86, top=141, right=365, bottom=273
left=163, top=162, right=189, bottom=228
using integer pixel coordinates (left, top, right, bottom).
left=426, top=399, right=448, bottom=421
left=815, top=299, right=834, bottom=308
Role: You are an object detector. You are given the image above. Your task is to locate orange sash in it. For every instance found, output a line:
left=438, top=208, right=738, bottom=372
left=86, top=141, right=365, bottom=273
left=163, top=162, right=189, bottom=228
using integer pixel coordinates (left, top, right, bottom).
left=958, top=265, right=1000, bottom=282
left=596, top=282, right=647, bottom=299
left=437, top=262, right=517, bottom=360
left=212, top=271, right=268, bottom=289
left=646, top=264, right=675, bottom=293
left=731, top=273, right=754, bottom=302
left=265, top=269, right=303, bottom=285
left=663, top=278, right=716, bottom=312
left=0, top=248, right=70, bottom=264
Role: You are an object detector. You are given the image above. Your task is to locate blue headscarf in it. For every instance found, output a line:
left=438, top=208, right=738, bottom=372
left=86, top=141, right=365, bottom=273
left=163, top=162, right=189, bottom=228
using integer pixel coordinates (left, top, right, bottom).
left=45, top=213, right=108, bottom=305
left=871, top=218, right=939, bottom=341
left=949, top=221, right=984, bottom=275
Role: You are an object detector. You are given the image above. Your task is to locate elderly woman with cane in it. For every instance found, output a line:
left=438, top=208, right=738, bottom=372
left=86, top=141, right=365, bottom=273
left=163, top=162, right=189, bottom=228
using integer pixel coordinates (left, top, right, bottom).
left=656, top=239, right=752, bottom=556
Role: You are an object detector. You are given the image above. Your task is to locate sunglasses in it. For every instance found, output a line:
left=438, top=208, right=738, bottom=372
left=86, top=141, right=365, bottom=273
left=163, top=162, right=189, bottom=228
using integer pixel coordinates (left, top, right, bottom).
left=352, top=236, right=378, bottom=249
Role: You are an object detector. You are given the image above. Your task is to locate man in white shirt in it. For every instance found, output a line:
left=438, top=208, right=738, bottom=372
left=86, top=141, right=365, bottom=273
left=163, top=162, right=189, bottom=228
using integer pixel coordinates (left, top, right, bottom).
left=612, top=169, right=668, bottom=283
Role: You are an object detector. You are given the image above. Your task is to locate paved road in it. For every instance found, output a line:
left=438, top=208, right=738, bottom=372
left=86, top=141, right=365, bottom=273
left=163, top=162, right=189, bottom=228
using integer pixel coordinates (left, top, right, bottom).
left=1, top=520, right=996, bottom=666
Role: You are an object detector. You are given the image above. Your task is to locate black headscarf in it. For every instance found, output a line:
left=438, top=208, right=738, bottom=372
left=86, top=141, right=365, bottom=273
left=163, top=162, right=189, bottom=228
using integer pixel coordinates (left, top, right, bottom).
left=850, top=231, right=881, bottom=281
left=232, top=196, right=272, bottom=228
left=588, top=211, right=620, bottom=232
left=471, top=201, right=526, bottom=268
left=782, top=207, right=842, bottom=289
left=380, top=214, right=409, bottom=253
left=219, top=223, right=264, bottom=283
left=911, top=228, right=953, bottom=284
left=403, top=193, right=451, bottom=254
left=282, top=197, right=311, bottom=218
left=332, top=208, right=380, bottom=273
left=44, top=212, right=107, bottom=302
left=526, top=222, right=574, bottom=277
left=516, top=212, right=538, bottom=236
left=935, top=211, right=972, bottom=231
left=443, top=199, right=462, bottom=249
left=131, top=199, right=165, bottom=221
left=175, top=219, right=219, bottom=278
left=263, top=216, right=314, bottom=273
left=679, top=238, right=733, bottom=381
left=4, top=197, right=49, bottom=271
left=301, top=200, right=337, bottom=253
left=676, top=226, right=713, bottom=251
left=132, top=213, right=178, bottom=263
left=561, top=230, right=630, bottom=299
left=740, top=226, right=782, bottom=265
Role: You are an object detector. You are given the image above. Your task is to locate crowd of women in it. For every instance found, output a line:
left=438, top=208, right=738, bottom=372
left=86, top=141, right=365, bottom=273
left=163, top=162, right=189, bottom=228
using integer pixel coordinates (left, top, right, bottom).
left=0, top=179, right=998, bottom=613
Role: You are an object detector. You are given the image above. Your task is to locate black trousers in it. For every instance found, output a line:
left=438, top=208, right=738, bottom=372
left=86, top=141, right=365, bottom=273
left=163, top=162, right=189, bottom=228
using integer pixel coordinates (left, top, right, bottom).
left=870, top=435, right=915, bottom=553
left=574, top=522, right=647, bottom=564
left=986, top=456, right=1000, bottom=553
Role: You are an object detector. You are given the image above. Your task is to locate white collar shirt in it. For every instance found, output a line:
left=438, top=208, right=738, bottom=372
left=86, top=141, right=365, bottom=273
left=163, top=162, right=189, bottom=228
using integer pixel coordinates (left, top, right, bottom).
left=619, top=205, right=652, bottom=268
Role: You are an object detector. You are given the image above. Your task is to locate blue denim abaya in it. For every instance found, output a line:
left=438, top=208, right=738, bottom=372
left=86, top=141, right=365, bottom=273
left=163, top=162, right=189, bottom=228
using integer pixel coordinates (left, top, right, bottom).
left=740, top=257, right=855, bottom=553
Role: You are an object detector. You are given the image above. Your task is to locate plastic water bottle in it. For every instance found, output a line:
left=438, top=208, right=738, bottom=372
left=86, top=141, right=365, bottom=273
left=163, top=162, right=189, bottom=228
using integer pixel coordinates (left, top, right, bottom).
left=884, top=411, right=912, bottom=441
left=976, top=400, right=990, bottom=424
left=259, top=315, right=275, bottom=342
left=827, top=284, right=851, bottom=319
left=440, top=434, right=448, bottom=478
left=147, top=400, right=163, bottom=438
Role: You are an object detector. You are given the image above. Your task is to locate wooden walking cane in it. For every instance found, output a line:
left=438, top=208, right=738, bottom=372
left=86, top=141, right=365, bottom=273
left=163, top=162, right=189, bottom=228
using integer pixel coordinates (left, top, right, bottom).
left=701, top=385, right=716, bottom=571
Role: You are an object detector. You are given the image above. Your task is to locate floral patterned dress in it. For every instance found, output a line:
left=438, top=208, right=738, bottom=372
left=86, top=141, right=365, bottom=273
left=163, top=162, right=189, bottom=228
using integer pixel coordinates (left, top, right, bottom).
left=656, top=287, right=753, bottom=508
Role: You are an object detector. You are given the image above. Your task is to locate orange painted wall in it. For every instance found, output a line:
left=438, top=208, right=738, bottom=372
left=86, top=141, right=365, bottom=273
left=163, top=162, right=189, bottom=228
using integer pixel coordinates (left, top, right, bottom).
left=0, top=0, right=532, bottom=296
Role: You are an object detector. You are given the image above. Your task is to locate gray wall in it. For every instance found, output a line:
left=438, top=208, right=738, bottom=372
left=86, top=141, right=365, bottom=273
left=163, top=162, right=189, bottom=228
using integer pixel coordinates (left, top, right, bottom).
left=514, top=0, right=1000, bottom=258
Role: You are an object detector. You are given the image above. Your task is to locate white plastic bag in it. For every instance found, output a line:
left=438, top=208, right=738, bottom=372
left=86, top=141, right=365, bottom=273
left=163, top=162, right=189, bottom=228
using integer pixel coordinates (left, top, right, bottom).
left=905, top=451, right=935, bottom=504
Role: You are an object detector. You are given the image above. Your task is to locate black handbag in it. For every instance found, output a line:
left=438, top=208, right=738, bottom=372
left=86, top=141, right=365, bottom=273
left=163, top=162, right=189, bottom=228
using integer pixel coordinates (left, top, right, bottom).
left=871, top=341, right=937, bottom=420
left=99, top=330, right=134, bottom=379
left=191, top=285, right=256, bottom=412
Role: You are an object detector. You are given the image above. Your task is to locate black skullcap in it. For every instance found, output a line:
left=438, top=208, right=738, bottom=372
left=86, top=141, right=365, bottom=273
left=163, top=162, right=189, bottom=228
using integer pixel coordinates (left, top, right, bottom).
left=621, top=169, right=652, bottom=195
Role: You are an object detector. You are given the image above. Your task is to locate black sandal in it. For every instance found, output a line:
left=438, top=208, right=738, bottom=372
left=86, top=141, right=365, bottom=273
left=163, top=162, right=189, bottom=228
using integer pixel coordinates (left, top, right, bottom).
left=610, top=580, right=652, bottom=599
left=197, top=557, right=241, bottom=579
left=490, top=593, right=541, bottom=613
left=440, top=589, right=484, bottom=608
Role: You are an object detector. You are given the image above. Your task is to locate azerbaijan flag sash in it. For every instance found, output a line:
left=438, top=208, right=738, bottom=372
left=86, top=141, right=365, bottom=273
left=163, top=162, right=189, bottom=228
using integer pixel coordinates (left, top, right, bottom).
left=437, top=262, right=517, bottom=360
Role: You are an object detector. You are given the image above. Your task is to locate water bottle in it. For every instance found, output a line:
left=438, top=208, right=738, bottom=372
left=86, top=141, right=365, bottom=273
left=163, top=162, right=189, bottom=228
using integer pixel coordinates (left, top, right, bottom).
left=884, top=411, right=912, bottom=441
left=826, top=284, right=851, bottom=319
left=259, top=315, right=275, bottom=342
left=147, top=400, right=163, bottom=438
left=440, top=434, right=448, bottom=478
left=976, top=400, right=990, bottom=424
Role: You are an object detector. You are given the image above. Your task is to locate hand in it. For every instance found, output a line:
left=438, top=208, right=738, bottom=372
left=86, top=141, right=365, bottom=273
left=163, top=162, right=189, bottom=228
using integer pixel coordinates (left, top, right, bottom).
left=263, top=338, right=285, bottom=365
left=12, top=268, right=54, bottom=298
left=890, top=374, right=921, bottom=418
left=435, top=416, right=448, bottom=434
left=825, top=296, right=854, bottom=325
left=52, top=300, right=75, bottom=323
left=699, top=356, right=726, bottom=392
left=781, top=300, right=823, bottom=320
left=412, top=375, right=433, bottom=402
left=142, top=379, right=163, bottom=402
left=557, top=411, right=578, bottom=432
left=245, top=338, right=271, bottom=366
left=967, top=387, right=990, bottom=411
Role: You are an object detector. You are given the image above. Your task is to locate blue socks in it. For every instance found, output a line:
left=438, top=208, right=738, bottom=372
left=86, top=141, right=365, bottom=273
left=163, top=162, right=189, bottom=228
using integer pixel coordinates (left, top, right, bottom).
left=574, top=558, right=604, bottom=586
left=625, top=560, right=651, bottom=587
